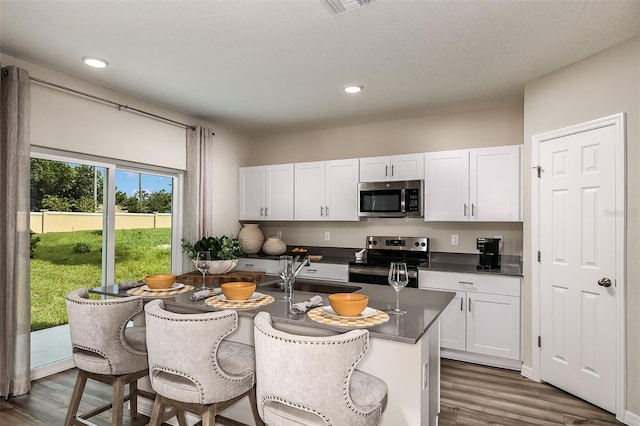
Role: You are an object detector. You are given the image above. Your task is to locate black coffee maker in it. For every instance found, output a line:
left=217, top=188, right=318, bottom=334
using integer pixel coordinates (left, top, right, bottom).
left=477, top=238, right=501, bottom=270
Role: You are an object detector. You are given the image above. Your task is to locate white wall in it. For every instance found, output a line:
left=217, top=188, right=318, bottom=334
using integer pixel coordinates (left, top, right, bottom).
left=247, top=103, right=525, bottom=255
left=0, top=53, right=251, bottom=236
left=523, top=36, right=639, bottom=416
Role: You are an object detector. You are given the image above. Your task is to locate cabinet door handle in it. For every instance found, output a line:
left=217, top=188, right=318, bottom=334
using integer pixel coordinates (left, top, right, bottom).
left=464, top=204, right=467, bottom=217
left=391, top=164, right=395, bottom=176
left=320, top=206, right=324, bottom=216
left=459, top=281, right=474, bottom=285
left=325, top=206, right=329, bottom=216
left=264, top=206, right=268, bottom=216
left=460, top=297, right=463, bottom=311
left=306, top=269, right=317, bottom=273
left=468, top=299, right=472, bottom=312
left=471, top=204, right=476, bottom=217
left=385, top=165, right=388, bottom=177
left=260, top=207, right=264, bottom=216
left=245, top=263, right=254, bottom=268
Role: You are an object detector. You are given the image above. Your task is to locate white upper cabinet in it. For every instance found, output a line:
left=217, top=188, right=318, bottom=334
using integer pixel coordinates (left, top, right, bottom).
left=424, top=149, right=469, bottom=221
left=295, top=159, right=359, bottom=221
left=238, top=164, right=294, bottom=221
left=424, top=145, right=522, bottom=222
left=359, top=153, right=424, bottom=182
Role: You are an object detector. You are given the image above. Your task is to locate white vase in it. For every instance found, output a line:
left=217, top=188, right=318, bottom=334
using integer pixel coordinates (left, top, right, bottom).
left=263, top=237, right=287, bottom=256
left=238, top=223, right=264, bottom=254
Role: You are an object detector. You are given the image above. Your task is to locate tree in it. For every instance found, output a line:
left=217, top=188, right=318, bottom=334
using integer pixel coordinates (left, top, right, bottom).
left=30, top=159, right=103, bottom=212
left=147, top=189, right=172, bottom=213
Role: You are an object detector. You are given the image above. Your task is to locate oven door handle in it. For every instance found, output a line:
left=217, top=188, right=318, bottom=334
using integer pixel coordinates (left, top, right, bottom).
left=349, top=266, right=417, bottom=278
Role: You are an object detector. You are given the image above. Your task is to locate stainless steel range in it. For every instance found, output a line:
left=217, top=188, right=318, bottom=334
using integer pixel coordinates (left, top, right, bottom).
left=348, top=236, right=430, bottom=288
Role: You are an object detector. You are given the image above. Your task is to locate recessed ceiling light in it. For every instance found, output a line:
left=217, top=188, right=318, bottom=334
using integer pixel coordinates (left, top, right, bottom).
left=82, top=56, right=109, bottom=68
left=344, top=84, right=363, bottom=94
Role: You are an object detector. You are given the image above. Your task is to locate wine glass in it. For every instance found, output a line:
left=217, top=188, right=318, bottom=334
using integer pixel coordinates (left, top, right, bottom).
left=387, top=262, right=409, bottom=315
left=278, top=255, right=294, bottom=301
left=193, top=251, right=211, bottom=291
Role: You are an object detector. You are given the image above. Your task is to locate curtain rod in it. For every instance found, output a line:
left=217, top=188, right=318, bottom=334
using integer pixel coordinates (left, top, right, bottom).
left=2, top=66, right=197, bottom=131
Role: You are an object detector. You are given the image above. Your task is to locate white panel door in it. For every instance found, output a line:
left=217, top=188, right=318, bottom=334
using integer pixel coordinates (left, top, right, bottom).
left=294, top=161, right=325, bottom=220
left=238, top=166, right=265, bottom=220
left=265, top=164, right=294, bottom=220
left=539, top=125, right=617, bottom=412
left=390, top=153, right=424, bottom=181
left=359, top=156, right=390, bottom=182
left=466, top=292, right=520, bottom=360
left=325, top=159, right=359, bottom=221
left=470, top=145, right=521, bottom=221
left=424, top=150, right=469, bottom=221
left=439, top=291, right=466, bottom=351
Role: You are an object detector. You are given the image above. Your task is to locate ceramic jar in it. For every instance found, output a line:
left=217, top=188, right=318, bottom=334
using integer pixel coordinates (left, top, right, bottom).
left=238, top=223, right=264, bottom=254
left=263, top=237, right=287, bottom=256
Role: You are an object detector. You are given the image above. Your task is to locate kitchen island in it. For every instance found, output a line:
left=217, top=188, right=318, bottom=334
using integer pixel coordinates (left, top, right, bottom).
left=93, top=276, right=454, bottom=425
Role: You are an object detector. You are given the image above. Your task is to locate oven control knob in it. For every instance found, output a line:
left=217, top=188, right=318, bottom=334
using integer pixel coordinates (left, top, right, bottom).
left=421, top=242, right=426, bottom=247
left=372, top=240, right=377, bottom=245
left=414, top=242, right=419, bottom=247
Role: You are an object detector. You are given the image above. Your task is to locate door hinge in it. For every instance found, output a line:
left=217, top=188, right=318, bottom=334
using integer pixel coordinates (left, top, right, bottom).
left=537, top=251, right=541, bottom=263
left=533, top=165, right=543, bottom=178
left=538, top=336, right=541, bottom=348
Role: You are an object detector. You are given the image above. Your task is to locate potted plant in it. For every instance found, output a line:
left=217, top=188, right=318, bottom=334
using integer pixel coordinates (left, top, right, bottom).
left=181, top=235, right=244, bottom=275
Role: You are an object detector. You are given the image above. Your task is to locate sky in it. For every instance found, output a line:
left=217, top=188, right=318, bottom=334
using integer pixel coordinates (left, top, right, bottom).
left=115, top=170, right=172, bottom=196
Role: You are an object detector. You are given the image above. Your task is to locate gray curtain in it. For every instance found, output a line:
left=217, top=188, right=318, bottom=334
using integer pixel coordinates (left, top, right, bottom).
left=0, top=65, right=32, bottom=397
left=184, top=126, right=215, bottom=259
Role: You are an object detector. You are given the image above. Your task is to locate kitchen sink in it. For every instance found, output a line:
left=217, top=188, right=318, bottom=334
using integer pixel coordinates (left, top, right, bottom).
left=259, top=279, right=361, bottom=294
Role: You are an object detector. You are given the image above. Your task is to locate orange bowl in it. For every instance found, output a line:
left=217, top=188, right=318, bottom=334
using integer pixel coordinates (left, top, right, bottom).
left=144, top=274, right=177, bottom=290
left=328, top=293, right=369, bottom=317
left=221, top=282, right=256, bottom=300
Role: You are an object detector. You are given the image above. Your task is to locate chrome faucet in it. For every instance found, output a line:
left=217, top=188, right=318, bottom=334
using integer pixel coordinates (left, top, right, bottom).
left=292, top=255, right=311, bottom=278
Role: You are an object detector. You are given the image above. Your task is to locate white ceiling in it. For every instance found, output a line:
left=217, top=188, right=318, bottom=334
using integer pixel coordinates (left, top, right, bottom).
left=1, top=0, right=639, bottom=135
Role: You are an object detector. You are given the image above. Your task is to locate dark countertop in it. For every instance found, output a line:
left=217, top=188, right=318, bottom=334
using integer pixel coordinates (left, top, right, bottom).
left=243, top=247, right=523, bottom=277
left=418, top=251, right=523, bottom=277
left=90, top=276, right=454, bottom=345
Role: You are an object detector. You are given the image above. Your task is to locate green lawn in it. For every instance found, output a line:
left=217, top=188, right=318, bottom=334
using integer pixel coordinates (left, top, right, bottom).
left=30, top=228, right=172, bottom=331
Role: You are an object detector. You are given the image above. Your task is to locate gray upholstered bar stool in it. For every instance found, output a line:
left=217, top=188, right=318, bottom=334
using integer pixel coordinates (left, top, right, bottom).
left=64, top=288, right=153, bottom=426
left=253, top=311, right=388, bottom=425
left=144, top=299, right=263, bottom=426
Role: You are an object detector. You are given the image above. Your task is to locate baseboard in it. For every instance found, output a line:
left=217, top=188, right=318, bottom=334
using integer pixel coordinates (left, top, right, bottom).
left=520, top=364, right=539, bottom=382
left=441, top=349, right=522, bottom=371
left=623, top=409, right=640, bottom=426
left=30, top=358, right=75, bottom=381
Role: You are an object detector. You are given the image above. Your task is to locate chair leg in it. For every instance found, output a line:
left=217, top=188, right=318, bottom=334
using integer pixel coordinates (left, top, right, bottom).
left=111, top=376, right=126, bottom=426
left=201, top=405, right=217, bottom=426
left=176, top=410, right=188, bottom=426
left=65, top=370, right=88, bottom=426
left=149, top=394, right=165, bottom=426
left=249, top=386, right=265, bottom=426
left=129, top=380, right=138, bottom=418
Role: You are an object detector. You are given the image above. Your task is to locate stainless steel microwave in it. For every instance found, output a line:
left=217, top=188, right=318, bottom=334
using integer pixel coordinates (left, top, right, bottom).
left=358, top=180, right=423, bottom=218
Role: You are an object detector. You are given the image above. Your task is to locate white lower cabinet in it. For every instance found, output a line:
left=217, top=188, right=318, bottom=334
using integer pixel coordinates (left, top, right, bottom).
left=297, top=262, right=348, bottom=282
left=235, top=258, right=279, bottom=275
left=419, top=270, right=521, bottom=367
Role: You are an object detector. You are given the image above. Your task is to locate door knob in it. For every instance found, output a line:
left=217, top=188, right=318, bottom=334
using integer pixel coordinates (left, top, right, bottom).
left=598, top=277, right=612, bottom=288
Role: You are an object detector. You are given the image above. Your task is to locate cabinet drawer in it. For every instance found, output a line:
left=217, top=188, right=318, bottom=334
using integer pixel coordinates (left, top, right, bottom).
left=419, top=270, right=520, bottom=297
left=298, top=263, right=348, bottom=282
left=236, top=258, right=279, bottom=275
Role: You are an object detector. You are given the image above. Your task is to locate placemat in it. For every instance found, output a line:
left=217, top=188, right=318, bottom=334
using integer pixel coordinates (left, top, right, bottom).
left=307, top=307, right=389, bottom=327
left=204, top=294, right=275, bottom=309
left=126, top=284, right=194, bottom=297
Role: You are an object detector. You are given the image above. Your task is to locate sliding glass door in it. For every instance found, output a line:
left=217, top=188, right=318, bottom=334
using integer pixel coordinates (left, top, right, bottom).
left=29, top=150, right=181, bottom=375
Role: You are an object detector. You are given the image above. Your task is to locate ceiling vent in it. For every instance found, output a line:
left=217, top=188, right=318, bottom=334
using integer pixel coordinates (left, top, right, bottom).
left=320, top=0, right=376, bottom=15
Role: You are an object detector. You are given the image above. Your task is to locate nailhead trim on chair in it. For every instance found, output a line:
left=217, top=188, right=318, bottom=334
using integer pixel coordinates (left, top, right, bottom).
left=72, top=344, right=114, bottom=373
left=151, top=366, right=207, bottom=404
left=263, top=394, right=331, bottom=425
left=254, top=324, right=380, bottom=421
left=146, top=307, right=253, bottom=384
left=66, top=295, right=147, bottom=358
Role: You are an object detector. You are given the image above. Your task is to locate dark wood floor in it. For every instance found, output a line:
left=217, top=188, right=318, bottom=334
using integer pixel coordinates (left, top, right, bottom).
left=1, top=359, right=622, bottom=425
left=439, top=359, right=621, bottom=425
